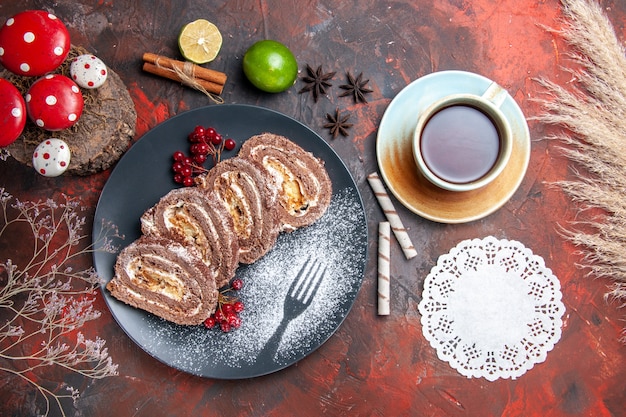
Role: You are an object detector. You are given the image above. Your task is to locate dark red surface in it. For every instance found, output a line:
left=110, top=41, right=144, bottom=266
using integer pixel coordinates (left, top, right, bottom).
left=1, top=0, right=625, bottom=416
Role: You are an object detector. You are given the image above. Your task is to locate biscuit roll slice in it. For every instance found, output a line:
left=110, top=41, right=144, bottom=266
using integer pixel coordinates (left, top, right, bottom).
left=239, top=133, right=332, bottom=232
left=140, top=187, right=239, bottom=288
left=106, top=236, right=218, bottom=326
left=198, top=157, right=280, bottom=264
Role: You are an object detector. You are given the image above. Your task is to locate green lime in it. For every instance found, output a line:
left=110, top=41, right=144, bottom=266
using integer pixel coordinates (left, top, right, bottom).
left=242, top=40, right=298, bottom=93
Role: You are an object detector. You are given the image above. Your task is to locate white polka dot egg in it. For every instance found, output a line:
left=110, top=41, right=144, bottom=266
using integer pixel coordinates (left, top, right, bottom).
left=70, top=54, right=108, bottom=89
left=32, top=138, right=71, bottom=177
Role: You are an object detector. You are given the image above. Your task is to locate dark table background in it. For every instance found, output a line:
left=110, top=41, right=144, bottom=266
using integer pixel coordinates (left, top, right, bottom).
left=1, top=0, right=625, bottom=416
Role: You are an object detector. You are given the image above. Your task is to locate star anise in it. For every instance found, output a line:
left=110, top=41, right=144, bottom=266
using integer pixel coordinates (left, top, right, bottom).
left=339, top=71, right=373, bottom=103
left=324, top=108, right=353, bottom=139
left=298, top=64, right=336, bottom=102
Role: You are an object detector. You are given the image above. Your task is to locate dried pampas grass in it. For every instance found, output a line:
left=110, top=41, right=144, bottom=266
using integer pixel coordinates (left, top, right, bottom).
left=535, top=0, right=626, bottom=339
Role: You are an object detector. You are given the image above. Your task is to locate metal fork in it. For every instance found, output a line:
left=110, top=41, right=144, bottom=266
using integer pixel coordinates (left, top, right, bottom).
left=257, top=257, right=326, bottom=363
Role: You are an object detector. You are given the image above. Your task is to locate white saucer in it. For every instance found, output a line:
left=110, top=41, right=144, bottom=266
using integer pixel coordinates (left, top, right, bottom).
left=376, top=70, right=531, bottom=223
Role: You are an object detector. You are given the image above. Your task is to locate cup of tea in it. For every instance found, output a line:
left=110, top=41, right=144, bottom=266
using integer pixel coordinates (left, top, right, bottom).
left=412, top=82, right=513, bottom=192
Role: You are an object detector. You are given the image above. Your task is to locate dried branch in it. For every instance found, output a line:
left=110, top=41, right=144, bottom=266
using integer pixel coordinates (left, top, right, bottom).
left=0, top=188, right=120, bottom=416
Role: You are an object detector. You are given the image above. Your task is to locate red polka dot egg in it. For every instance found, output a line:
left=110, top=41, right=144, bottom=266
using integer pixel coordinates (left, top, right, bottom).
left=32, top=138, right=71, bottom=177
left=70, top=54, right=108, bottom=89
left=0, top=78, right=26, bottom=147
left=25, top=74, right=84, bottom=131
left=0, top=10, right=70, bottom=77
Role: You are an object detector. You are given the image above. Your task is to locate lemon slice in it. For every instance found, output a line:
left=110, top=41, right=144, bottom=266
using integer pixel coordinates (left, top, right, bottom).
left=178, top=19, right=222, bottom=64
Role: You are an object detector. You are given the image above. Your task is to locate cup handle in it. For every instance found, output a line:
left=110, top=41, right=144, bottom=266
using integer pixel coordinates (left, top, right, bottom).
left=481, top=81, right=508, bottom=108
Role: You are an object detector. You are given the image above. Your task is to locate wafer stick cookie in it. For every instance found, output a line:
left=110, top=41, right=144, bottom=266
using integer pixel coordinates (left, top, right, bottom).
left=378, top=221, right=391, bottom=315
left=367, top=172, right=418, bottom=260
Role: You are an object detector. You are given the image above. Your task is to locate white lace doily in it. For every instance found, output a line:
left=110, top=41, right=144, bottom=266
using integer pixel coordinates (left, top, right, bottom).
left=418, top=236, right=565, bottom=381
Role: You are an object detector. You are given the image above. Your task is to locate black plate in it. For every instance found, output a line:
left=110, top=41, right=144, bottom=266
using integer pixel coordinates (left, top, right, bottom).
left=92, top=104, right=368, bottom=379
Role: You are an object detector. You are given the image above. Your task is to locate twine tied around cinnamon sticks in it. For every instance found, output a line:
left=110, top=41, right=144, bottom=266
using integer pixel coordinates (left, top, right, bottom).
left=142, top=53, right=227, bottom=103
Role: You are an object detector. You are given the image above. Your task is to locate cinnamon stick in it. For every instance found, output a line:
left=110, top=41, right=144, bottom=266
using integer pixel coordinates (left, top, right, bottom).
left=142, top=52, right=227, bottom=85
left=142, top=62, right=224, bottom=95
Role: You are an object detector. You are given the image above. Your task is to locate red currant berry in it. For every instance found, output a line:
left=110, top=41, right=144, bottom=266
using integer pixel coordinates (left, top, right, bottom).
left=180, top=165, right=193, bottom=177
left=193, top=154, right=207, bottom=164
left=173, top=151, right=185, bottom=161
left=228, top=314, right=242, bottom=329
left=231, top=278, right=244, bottom=291
left=172, top=161, right=184, bottom=173
left=233, top=301, right=245, bottom=313
left=190, top=143, right=200, bottom=155
left=182, top=156, right=194, bottom=166
left=173, top=173, right=185, bottom=184
left=197, top=142, right=209, bottom=155
left=224, top=138, right=236, bottom=151
left=193, top=125, right=205, bottom=136
left=210, top=133, right=222, bottom=146
left=182, top=177, right=195, bottom=187
left=204, top=316, right=217, bottom=328
left=214, top=310, right=226, bottom=323
left=204, top=127, right=217, bottom=140
left=222, top=304, right=234, bottom=315
left=220, top=322, right=231, bottom=332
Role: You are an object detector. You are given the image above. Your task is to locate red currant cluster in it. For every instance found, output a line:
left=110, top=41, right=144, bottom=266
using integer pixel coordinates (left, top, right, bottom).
left=204, top=278, right=245, bottom=333
left=172, top=125, right=236, bottom=187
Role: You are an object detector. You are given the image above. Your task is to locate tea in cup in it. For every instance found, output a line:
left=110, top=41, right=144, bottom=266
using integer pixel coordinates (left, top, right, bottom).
left=412, top=82, right=512, bottom=192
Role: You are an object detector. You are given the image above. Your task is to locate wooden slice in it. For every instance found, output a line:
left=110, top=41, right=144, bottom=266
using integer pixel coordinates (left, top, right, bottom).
left=3, top=45, right=136, bottom=176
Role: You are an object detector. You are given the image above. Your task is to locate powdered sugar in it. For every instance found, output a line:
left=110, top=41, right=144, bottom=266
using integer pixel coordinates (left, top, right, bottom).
left=137, top=187, right=367, bottom=377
